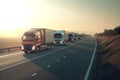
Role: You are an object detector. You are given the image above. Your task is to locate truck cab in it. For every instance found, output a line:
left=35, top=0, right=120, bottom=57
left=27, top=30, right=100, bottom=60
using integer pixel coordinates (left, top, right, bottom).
left=74, top=33, right=79, bottom=40
left=21, top=31, right=41, bottom=53
left=54, top=30, right=68, bottom=45
left=68, top=32, right=74, bottom=42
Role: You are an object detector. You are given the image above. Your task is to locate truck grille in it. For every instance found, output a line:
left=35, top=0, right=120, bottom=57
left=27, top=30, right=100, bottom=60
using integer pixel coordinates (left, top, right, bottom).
left=23, top=44, right=33, bottom=50
left=55, top=40, right=60, bottom=44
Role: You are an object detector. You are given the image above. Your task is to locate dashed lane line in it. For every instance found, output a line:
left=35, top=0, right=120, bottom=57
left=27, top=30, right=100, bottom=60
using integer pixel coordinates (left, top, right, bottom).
left=31, top=72, right=37, bottom=77
left=0, top=46, right=70, bottom=71
left=46, top=65, right=52, bottom=68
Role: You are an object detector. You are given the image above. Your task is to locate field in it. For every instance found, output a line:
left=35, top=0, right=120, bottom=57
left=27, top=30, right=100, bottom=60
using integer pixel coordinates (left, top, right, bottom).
left=0, top=37, right=21, bottom=49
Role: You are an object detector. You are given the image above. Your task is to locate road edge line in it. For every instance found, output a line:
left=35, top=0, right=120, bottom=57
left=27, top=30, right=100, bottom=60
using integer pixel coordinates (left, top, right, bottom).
left=84, top=38, right=97, bottom=80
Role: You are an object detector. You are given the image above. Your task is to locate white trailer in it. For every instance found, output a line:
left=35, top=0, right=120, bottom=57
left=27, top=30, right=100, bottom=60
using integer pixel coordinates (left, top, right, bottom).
left=31, top=28, right=54, bottom=45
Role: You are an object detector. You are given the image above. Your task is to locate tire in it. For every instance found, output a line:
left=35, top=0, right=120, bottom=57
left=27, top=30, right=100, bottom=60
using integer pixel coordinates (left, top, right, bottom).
left=38, top=46, right=41, bottom=52
left=24, top=51, right=28, bottom=54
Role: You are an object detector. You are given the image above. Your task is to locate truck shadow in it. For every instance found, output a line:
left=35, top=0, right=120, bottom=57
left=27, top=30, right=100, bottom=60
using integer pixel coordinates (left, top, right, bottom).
left=23, top=44, right=80, bottom=80
left=23, top=47, right=60, bottom=80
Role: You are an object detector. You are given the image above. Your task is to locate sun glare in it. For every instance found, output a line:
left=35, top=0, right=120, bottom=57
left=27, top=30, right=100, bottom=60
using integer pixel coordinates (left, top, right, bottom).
left=0, top=0, right=31, bottom=38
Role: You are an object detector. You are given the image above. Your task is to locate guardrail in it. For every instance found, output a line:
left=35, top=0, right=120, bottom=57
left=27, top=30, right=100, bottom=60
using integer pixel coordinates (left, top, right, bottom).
left=0, top=46, right=21, bottom=53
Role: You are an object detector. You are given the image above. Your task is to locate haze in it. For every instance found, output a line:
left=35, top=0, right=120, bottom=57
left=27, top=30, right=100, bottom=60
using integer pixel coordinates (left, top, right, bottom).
left=0, top=0, right=120, bottom=38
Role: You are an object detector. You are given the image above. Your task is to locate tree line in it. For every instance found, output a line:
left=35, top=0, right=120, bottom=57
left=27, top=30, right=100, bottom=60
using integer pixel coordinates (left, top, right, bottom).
left=95, top=25, right=120, bottom=36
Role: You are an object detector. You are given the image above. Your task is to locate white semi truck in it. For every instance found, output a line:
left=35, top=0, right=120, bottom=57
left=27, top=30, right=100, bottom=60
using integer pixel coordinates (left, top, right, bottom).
left=54, top=30, right=68, bottom=45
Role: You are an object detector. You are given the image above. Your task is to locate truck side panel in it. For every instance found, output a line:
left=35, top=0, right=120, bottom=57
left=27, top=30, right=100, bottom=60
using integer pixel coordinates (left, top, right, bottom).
left=64, top=31, right=68, bottom=41
left=45, top=29, right=54, bottom=44
left=31, top=28, right=54, bottom=45
left=40, top=29, right=45, bottom=45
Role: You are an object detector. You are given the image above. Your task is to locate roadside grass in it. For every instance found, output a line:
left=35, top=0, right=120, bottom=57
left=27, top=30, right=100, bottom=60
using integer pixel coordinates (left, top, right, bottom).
left=97, top=35, right=120, bottom=80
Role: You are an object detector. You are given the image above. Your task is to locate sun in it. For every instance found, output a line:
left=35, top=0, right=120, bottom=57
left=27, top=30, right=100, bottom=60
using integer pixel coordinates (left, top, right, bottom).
left=0, top=0, right=31, bottom=38
left=0, top=26, right=30, bottom=38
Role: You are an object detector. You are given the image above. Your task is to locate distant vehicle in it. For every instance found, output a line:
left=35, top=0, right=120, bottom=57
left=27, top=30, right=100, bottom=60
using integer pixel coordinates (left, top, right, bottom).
left=78, top=34, right=82, bottom=40
left=68, top=32, right=74, bottom=42
left=74, top=33, right=79, bottom=40
left=54, top=30, right=68, bottom=45
left=21, top=28, right=54, bottom=53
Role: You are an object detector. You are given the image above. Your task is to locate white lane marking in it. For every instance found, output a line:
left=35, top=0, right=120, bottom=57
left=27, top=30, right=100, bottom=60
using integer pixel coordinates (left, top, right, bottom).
left=56, top=59, right=60, bottom=62
left=84, top=38, right=97, bottom=80
left=31, top=72, right=37, bottom=77
left=46, top=65, right=51, bottom=68
left=0, top=46, right=70, bottom=71
left=63, top=56, right=66, bottom=59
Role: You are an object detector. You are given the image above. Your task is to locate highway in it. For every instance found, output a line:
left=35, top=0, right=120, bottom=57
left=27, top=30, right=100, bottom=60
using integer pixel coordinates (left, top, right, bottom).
left=0, top=36, right=97, bottom=80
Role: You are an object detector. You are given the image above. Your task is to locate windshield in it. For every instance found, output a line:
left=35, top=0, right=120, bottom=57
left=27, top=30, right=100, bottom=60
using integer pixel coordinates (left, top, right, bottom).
left=54, top=33, right=63, bottom=38
left=22, top=35, right=35, bottom=41
left=68, top=34, right=73, bottom=37
left=75, top=35, right=78, bottom=37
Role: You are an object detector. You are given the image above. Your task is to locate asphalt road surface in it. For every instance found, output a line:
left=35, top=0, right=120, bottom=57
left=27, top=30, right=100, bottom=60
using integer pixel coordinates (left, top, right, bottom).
left=0, top=36, right=97, bottom=80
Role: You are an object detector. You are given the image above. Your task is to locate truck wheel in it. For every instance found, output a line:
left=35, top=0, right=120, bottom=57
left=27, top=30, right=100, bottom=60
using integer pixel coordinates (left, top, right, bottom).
left=38, top=46, right=41, bottom=52
left=64, top=41, right=67, bottom=45
left=24, top=51, right=28, bottom=54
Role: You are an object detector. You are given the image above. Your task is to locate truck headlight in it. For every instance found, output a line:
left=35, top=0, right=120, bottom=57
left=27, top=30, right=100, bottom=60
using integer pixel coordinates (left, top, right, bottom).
left=60, top=40, right=63, bottom=44
left=21, top=45, right=24, bottom=50
left=53, top=41, right=56, bottom=44
left=32, top=46, right=36, bottom=50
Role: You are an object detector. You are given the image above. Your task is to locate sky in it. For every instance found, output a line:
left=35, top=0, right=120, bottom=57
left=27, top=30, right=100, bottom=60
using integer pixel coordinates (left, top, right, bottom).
left=0, top=0, right=120, bottom=38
